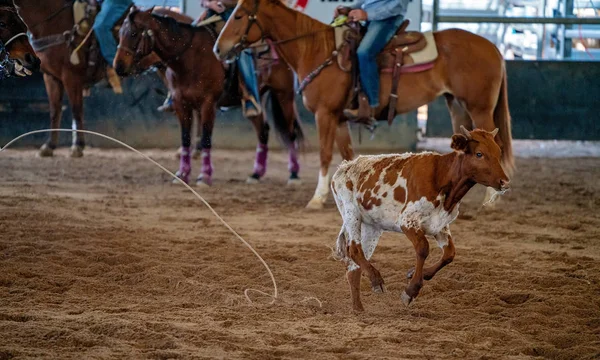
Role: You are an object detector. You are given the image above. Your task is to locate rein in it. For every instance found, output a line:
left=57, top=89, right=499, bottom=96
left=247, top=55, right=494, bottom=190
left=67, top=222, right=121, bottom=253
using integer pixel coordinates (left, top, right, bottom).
left=229, top=0, right=338, bottom=92
left=121, top=14, right=196, bottom=65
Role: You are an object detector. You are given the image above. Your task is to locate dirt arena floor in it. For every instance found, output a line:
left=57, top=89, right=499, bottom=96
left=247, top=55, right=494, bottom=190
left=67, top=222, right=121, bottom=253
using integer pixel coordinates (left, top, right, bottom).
left=0, top=147, right=599, bottom=359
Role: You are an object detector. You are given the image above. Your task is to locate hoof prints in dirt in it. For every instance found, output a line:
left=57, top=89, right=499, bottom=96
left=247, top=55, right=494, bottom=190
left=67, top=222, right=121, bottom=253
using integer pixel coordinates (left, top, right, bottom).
left=0, top=150, right=599, bottom=358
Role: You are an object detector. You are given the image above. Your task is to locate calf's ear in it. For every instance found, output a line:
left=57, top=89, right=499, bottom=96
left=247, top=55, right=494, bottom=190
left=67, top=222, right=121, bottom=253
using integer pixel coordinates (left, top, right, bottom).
left=451, top=134, right=469, bottom=152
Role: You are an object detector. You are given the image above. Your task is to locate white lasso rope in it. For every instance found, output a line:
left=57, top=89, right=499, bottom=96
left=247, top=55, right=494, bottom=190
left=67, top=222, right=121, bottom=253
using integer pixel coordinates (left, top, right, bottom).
left=0, top=129, right=280, bottom=304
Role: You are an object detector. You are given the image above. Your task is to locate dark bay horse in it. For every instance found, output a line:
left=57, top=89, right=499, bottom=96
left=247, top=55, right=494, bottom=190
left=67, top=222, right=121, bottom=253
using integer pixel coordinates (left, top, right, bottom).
left=214, top=0, right=514, bottom=209
left=115, top=8, right=303, bottom=186
left=0, top=0, right=39, bottom=76
left=14, top=0, right=185, bottom=158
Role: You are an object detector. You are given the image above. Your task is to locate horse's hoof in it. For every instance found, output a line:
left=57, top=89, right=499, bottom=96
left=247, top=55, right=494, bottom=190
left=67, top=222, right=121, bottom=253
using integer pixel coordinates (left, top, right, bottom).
left=287, top=178, right=302, bottom=186
left=172, top=170, right=190, bottom=185
left=246, top=175, right=260, bottom=184
left=406, top=267, right=415, bottom=280
left=196, top=180, right=211, bottom=188
left=305, top=198, right=324, bottom=210
left=38, top=144, right=54, bottom=157
left=70, top=146, right=84, bottom=158
left=196, top=176, right=212, bottom=187
left=400, top=291, right=413, bottom=307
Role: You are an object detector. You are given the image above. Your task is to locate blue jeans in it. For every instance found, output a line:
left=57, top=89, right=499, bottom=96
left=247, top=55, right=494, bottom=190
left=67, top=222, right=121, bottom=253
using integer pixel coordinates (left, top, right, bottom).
left=238, top=50, right=260, bottom=110
left=357, top=15, right=405, bottom=107
left=94, top=0, right=132, bottom=66
left=218, top=8, right=260, bottom=110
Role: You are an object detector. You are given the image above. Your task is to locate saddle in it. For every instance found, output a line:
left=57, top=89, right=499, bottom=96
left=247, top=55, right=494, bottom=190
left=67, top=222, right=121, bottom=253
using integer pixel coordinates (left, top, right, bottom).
left=71, top=0, right=125, bottom=94
left=333, top=11, right=438, bottom=124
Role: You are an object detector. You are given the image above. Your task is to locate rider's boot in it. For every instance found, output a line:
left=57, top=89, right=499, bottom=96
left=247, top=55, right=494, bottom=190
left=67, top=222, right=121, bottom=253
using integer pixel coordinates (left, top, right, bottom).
left=106, top=66, right=123, bottom=94
left=343, top=93, right=377, bottom=130
left=158, top=92, right=174, bottom=112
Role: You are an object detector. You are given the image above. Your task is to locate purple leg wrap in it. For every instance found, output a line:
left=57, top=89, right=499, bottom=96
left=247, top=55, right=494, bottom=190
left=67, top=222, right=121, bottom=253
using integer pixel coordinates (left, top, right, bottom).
left=177, top=146, right=191, bottom=183
left=253, top=143, right=268, bottom=177
left=288, top=142, right=300, bottom=174
left=198, top=148, right=213, bottom=185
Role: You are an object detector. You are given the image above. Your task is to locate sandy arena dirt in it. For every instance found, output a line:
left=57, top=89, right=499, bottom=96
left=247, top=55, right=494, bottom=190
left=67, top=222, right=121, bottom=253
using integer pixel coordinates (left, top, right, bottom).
left=0, top=148, right=599, bottom=359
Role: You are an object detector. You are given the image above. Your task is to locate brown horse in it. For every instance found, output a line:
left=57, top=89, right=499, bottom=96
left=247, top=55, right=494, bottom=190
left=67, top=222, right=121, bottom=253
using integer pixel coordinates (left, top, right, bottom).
left=14, top=0, right=185, bottom=158
left=115, top=8, right=303, bottom=185
left=0, top=0, right=39, bottom=75
left=214, top=0, right=514, bottom=209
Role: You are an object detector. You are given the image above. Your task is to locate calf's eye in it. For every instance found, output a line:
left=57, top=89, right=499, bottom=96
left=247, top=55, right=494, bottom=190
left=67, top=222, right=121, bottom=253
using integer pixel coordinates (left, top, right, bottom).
left=476, top=152, right=483, bottom=158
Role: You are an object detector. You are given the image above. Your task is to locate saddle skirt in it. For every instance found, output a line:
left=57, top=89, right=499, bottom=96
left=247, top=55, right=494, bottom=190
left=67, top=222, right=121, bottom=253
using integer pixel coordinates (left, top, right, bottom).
left=334, top=19, right=438, bottom=73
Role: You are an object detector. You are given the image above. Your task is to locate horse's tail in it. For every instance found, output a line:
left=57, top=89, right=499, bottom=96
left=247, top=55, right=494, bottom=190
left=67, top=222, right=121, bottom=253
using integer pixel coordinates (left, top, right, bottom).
left=494, top=65, right=515, bottom=176
left=262, top=89, right=306, bottom=151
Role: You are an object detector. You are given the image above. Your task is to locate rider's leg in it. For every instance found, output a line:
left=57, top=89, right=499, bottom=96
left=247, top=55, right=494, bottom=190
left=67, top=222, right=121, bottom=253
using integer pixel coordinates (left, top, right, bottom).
left=237, top=49, right=261, bottom=117
left=94, top=0, right=132, bottom=93
left=343, top=15, right=405, bottom=121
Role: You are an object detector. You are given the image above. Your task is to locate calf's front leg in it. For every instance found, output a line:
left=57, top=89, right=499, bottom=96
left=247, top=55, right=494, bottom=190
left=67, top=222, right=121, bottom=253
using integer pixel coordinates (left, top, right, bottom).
left=401, top=226, right=430, bottom=306
left=407, top=226, right=455, bottom=281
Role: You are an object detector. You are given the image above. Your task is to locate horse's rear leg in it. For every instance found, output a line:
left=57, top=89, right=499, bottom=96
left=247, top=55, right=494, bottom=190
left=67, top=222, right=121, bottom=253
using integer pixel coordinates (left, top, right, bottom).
left=192, top=110, right=203, bottom=160
left=173, top=102, right=193, bottom=184
left=276, top=91, right=302, bottom=186
left=39, top=74, right=64, bottom=157
left=445, top=95, right=472, bottom=133
left=64, top=79, right=85, bottom=158
left=246, top=114, right=269, bottom=184
left=306, top=109, right=338, bottom=209
left=196, top=100, right=215, bottom=187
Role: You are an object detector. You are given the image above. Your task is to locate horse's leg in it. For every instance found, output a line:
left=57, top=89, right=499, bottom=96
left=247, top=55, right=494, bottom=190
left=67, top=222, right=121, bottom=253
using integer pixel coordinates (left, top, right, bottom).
left=192, top=110, right=203, bottom=160
left=445, top=94, right=472, bottom=133
left=400, top=226, right=430, bottom=306
left=39, top=73, right=64, bottom=157
left=196, top=100, right=215, bottom=187
left=173, top=101, right=193, bottom=184
left=246, top=114, right=269, bottom=184
left=276, top=91, right=302, bottom=186
left=63, top=77, right=85, bottom=158
left=306, top=109, right=338, bottom=209
left=407, top=226, right=455, bottom=281
left=335, top=121, right=354, bottom=161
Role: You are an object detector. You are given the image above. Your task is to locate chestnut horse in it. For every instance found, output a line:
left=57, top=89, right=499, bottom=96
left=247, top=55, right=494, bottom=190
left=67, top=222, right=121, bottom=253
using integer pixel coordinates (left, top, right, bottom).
left=115, top=8, right=303, bottom=185
left=214, top=0, right=514, bottom=209
left=0, top=0, right=39, bottom=76
left=14, top=0, right=188, bottom=158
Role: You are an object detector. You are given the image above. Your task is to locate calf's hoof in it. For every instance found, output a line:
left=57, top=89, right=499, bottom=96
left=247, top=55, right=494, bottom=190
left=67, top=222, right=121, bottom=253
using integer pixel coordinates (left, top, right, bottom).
left=38, top=144, right=54, bottom=157
left=70, top=145, right=84, bottom=158
left=372, top=284, right=385, bottom=294
left=352, top=303, right=365, bottom=313
left=400, top=290, right=414, bottom=307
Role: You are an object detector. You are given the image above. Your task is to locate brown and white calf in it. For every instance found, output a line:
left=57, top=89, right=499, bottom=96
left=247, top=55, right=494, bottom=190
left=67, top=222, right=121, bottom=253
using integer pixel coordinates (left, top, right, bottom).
left=331, top=127, right=510, bottom=311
